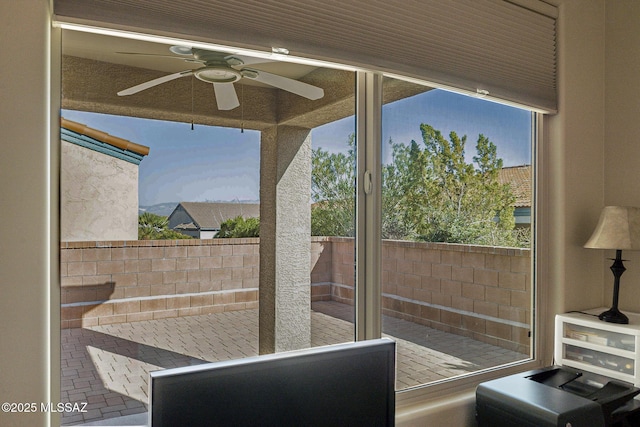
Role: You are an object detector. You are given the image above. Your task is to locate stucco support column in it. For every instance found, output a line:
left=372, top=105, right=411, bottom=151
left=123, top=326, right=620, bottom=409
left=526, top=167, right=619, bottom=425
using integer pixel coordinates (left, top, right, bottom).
left=259, top=125, right=312, bottom=354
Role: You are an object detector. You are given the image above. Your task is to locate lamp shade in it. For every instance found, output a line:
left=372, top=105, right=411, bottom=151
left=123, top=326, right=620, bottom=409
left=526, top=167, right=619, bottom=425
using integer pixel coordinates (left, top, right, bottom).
left=584, top=206, right=640, bottom=250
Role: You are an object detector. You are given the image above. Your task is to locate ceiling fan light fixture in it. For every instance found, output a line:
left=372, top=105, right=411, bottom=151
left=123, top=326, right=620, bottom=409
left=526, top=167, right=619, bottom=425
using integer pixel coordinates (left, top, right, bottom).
left=194, top=66, right=242, bottom=83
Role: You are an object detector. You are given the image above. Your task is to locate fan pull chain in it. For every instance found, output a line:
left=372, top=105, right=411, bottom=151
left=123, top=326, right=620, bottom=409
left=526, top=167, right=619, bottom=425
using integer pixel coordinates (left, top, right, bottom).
left=191, top=75, right=195, bottom=130
left=241, top=83, right=244, bottom=133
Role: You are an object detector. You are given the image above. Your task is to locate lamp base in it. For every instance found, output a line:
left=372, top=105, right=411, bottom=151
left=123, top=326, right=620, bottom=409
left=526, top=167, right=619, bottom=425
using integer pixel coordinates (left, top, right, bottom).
left=599, top=307, right=629, bottom=324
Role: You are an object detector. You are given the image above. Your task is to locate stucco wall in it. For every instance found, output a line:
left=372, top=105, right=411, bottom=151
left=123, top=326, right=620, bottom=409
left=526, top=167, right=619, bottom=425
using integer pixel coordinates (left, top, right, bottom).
left=61, top=140, right=139, bottom=241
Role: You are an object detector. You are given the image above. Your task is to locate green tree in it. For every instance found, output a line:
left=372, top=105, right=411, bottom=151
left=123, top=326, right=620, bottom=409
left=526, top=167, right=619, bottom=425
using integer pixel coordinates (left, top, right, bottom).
left=397, top=125, right=516, bottom=246
left=381, top=139, right=418, bottom=240
left=311, top=134, right=356, bottom=237
left=216, top=216, right=260, bottom=238
left=310, top=125, right=523, bottom=247
left=138, top=212, right=192, bottom=240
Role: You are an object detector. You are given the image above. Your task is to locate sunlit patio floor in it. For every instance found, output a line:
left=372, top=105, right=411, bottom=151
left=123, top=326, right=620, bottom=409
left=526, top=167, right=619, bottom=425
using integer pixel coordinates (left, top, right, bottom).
left=60, top=301, right=527, bottom=425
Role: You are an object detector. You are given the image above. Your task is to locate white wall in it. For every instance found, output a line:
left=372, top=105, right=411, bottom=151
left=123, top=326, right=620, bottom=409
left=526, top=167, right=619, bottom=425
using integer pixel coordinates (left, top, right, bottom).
left=542, top=0, right=607, bottom=360
left=0, top=1, right=60, bottom=426
left=61, top=141, right=139, bottom=241
left=603, top=1, right=640, bottom=313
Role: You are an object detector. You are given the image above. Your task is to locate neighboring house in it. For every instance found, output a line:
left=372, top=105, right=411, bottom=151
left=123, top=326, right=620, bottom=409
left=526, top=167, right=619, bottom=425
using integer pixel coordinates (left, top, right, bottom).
left=60, top=118, right=149, bottom=241
left=498, top=165, right=532, bottom=227
left=168, top=202, right=260, bottom=239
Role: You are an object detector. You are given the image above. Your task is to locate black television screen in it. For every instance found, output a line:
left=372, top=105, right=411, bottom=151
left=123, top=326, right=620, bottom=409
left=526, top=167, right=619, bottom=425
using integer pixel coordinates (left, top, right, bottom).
left=149, top=338, right=396, bottom=427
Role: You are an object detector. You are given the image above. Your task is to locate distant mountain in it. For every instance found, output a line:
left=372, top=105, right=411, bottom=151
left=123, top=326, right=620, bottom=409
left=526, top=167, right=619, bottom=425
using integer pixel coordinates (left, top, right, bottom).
left=139, top=200, right=260, bottom=217
left=139, top=202, right=179, bottom=217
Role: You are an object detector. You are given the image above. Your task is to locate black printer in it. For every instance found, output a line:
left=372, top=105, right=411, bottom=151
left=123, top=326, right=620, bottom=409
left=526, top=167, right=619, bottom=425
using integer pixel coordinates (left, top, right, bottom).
left=476, top=366, right=640, bottom=427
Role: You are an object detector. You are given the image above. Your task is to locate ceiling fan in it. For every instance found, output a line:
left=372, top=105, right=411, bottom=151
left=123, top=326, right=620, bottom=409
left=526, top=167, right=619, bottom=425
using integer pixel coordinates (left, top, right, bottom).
left=117, top=46, right=325, bottom=111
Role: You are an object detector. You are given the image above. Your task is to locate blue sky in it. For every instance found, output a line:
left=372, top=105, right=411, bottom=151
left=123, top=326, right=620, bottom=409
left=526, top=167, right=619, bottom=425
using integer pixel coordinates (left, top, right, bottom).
left=314, top=89, right=531, bottom=165
left=62, top=89, right=531, bottom=206
left=62, top=110, right=261, bottom=205
left=381, top=89, right=531, bottom=166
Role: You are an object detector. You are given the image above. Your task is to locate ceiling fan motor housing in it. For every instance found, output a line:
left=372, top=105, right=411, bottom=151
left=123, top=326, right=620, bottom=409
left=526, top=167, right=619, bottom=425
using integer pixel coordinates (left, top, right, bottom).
left=190, top=48, right=246, bottom=83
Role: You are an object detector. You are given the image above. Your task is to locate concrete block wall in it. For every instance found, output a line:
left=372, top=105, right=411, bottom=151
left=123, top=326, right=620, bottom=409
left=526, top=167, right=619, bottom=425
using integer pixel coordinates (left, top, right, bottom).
left=312, top=238, right=531, bottom=353
left=310, top=236, right=333, bottom=301
left=60, top=239, right=260, bottom=328
left=381, top=240, right=531, bottom=353
left=310, top=237, right=355, bottom=304
left=61, top=237, right=530, bottom=353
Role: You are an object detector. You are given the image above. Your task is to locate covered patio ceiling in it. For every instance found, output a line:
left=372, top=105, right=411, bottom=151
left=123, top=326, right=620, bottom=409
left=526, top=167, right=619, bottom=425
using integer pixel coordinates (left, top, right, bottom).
left=61, top=30, right=431, bottom=131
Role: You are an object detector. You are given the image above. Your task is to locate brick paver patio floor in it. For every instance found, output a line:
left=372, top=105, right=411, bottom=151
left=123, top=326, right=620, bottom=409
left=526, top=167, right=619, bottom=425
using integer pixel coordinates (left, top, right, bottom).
left=60, top=301, right=527, bottom=425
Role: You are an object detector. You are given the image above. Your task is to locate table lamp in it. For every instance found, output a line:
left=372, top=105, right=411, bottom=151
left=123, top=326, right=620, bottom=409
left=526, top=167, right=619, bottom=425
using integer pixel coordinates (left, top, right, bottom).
left=584, top=206, right=640, bottom=324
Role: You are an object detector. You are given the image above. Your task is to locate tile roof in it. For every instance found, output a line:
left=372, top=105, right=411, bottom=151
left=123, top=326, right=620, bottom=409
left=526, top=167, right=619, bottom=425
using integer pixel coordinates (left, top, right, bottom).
left=61, top=118, right=150, bottom=156
left=498, top=165, right=531, bottom=208
left=175, top=202, right=260, bottom=230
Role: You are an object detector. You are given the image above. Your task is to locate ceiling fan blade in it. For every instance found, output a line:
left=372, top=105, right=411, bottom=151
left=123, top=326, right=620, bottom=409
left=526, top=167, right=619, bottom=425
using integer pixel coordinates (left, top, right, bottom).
left=116, top=52, right=189, bottom=60
left=116, top=50, right=204, bottom=64
left=117, top=70, right=193, bottom=96
left=246, top=69, right=324, bottom=100
left=226, top=54, right=274, bottom=67
left=213, top=83, right=240, bottom=110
